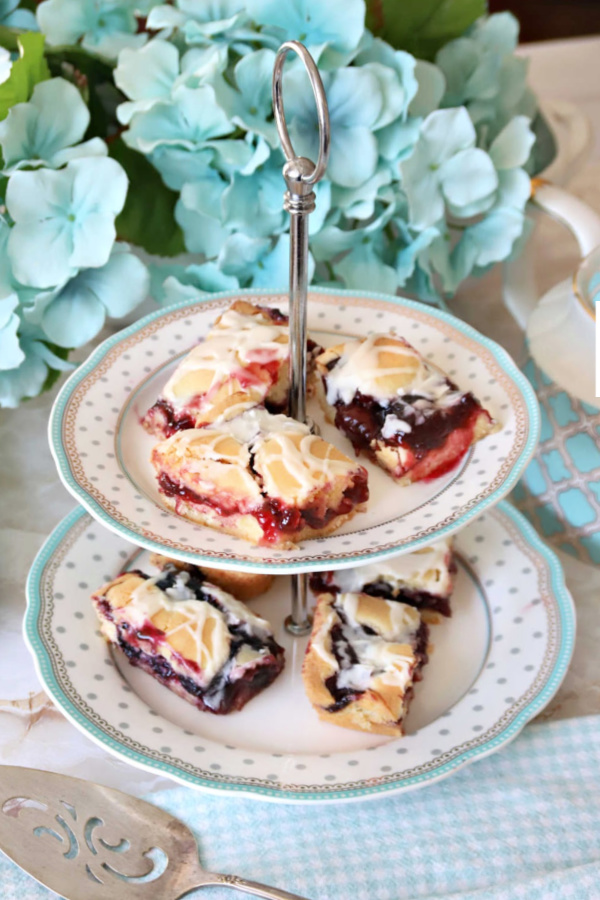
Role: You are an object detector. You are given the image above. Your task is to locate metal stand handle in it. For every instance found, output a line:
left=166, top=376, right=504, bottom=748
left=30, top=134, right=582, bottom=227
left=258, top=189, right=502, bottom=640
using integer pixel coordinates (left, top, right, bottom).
left=272, top=41, right=330, bottom=636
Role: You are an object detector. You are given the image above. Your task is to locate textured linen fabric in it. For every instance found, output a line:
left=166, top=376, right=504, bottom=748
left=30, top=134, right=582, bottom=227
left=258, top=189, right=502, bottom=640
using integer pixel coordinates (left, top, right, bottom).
left=1, top=715, right=599, bottom=900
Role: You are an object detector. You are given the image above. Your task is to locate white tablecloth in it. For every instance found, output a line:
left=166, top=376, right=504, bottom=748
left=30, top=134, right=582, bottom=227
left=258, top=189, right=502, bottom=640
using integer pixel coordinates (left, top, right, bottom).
left=2, top=37, right=600, bottom=796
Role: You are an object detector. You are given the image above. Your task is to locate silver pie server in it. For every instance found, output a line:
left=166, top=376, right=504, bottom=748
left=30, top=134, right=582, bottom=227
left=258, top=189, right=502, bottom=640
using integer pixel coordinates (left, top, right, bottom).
left=0, top=766, right=313, bottom=900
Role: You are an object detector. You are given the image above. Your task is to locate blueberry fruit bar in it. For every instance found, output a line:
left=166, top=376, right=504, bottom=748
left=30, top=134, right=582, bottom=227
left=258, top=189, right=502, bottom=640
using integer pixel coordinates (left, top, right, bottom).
left=149, top=553, right=274, bottom=602
left=151, top=408, right=369, bottom=548
left=303, top=591, right=428, bottom=735
left=310, top=538, right=455, bottom=617
left=92, top=565, right=284, bottom=714
left=314, top=334, right=495, bottom=483
left=143, top=301, right=293, bottom=438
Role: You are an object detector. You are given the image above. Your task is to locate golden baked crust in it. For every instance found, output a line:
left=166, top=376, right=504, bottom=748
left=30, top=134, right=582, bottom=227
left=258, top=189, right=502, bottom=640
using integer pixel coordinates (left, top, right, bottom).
left=313, top=334, right=497, bottom=484
left=149, top=553, right=274, bottom=602
left=302, top=591, right=427, bottom=736
left=151, top=408, right=368, bottom=548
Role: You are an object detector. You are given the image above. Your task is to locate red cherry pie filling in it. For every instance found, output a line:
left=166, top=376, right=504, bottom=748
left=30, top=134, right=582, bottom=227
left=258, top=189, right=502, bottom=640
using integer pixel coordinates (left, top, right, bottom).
left=314, top=335, right=496, bottom=484
left=150, top=408, right=369, bottom=548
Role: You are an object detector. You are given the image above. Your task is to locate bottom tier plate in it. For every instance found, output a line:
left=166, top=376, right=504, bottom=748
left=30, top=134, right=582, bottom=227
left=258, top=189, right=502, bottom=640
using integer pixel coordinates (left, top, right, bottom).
left=25, top=501, right=574, bottom=803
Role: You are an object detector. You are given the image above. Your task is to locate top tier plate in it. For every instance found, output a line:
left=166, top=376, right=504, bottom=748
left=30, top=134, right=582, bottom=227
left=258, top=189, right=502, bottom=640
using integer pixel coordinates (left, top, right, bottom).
left=48, top=288, right=539, bottom=574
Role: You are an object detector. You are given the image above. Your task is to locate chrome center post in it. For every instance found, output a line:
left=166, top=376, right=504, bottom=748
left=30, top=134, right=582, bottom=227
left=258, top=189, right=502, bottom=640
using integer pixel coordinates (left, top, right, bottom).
left=272, top=41, right=330, bottom=636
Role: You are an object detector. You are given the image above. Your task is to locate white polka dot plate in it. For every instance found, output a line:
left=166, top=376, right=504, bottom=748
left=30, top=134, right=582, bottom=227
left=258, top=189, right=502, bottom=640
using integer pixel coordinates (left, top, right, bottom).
left=25, top=501, right=574, bottom=803
left=48, top=288, right=540, bottom=573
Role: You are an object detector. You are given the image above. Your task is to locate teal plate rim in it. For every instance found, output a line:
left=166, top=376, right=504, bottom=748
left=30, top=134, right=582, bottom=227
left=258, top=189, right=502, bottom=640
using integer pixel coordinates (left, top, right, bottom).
left=47, top=287, right=541, bottom=573
left=24, top=500, right=575, bottom=804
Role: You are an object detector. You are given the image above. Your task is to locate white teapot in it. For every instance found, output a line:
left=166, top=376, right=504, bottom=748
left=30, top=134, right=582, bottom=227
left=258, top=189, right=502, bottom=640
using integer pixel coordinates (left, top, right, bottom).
left=523, top=181, right=600, bottom=408
left=506, top=175, right=600, bottom=565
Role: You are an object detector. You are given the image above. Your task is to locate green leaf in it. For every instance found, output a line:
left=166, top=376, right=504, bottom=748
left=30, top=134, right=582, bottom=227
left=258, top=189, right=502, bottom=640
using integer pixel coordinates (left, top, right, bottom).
left=45, top=46, right=120, bottom=141
left=45, top=44, right=114, bottom=83
left=109, top=139, right=186, bottom=257
left=0, top=25, right=21, bottom=52
left=0, top=32, right=50, bottom=120
left=365, top=0, right=487, bottom=61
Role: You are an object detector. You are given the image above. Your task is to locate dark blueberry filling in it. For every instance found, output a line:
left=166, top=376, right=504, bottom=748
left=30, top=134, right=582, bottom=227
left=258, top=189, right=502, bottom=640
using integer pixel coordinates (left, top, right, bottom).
left=329, top=384, right=482, bottom=460
left=323, top=611, right=428, bottom=713
left=324, top=623, right=361, bottom=711
left=158, top=466, right=369, bottom=544
left=117, top=632, right=284, bottom=714
left=256, top=304, right=288, bottom=324
left=309, top=572, right=452, bottom=617
left=146, top=398, right=197, bottom=436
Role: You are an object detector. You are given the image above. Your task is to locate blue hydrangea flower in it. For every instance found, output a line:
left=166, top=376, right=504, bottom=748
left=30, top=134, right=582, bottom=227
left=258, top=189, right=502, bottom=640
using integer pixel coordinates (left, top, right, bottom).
left=221, top=156, right=286, bottom=239
left=436, top=13, right=536, bottom=144
left=147, top=0, right=247, bottom=45
left=436, top=14, right=519, bottom=108
left=410, top=60, right=446, bottom=118
left=156, top=261, right=239, bottom=306
left=0, top=323, right=73, bottom=409
left=0, top=292, right=23, bottom=372
left=448, top=115, right=535, bottom=287
left=284, top=65, right=385, bottom=188
left=115, top=39, right=182, bottom=126
left=0, top=78, right=107, bottom=173
left=400, top=107, right=498, bottom=230
left=37, top=0, right=146, bottom=60
left=6, top=157, right=128, bottom=288
left=355, top=39, right=419, bottom=122
left=312, top=207, right=397, bottom=293
left=215, top=49, right=278, bottom=146
left=331, top=166, right=392, bottom=221
left=151, top=128, right=270, bottom=192
left=217, top=232, right=271, bottom=281
left=219, top=231, right=315, bottom=289
left=175, top=170, right=230, bottom=256
left=0, top=0, right=37, bottom=29
left=394, top=223, right=442, bottom=287
left=249, top=234, right=314, bottom=289
left=246, top=0, right=365, bottom=61
left=21, top=245, right=149, bottom=348
left=123, top=83, right=234, bottom=156
left=116, top=40, right=232, bottom=126
left=373, top=58, right=445, bottom=172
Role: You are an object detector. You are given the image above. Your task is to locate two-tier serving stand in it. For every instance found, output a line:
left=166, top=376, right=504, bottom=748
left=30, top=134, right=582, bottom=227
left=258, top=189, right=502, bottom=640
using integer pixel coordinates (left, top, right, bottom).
left=31, top=37, right=563, bottom=803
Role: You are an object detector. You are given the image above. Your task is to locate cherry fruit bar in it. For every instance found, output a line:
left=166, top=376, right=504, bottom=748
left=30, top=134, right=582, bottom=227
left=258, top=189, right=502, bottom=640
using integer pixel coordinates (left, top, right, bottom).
left=303, top=591, right=428, bottom=736
left=310, top=538, right=455, bottom=617
left=143, top=301, right=293, bottom=438
left=92, top=565, right=284, bottom=714
left=314, top=334, right=496, bottom=483
left=151, top=408, right=369, bottom=548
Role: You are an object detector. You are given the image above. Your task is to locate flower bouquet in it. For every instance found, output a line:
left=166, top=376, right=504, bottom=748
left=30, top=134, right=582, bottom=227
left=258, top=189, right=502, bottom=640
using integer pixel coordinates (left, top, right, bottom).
left=0, top=0, right=550, bottom=407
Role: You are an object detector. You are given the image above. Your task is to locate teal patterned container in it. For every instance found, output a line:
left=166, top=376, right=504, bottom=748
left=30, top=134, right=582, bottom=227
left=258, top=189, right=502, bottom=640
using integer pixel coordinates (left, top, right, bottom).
left=513, top=357, right=600, bottom=564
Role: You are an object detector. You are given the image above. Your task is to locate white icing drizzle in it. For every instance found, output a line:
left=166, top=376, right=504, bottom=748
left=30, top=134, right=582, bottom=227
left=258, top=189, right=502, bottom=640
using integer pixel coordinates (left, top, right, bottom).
left=381, top=415, right=412, bottom=438
left=223, top=408, right=308, bottom=444
left=126, top=572, right=272, bottom=685
left=339, top=592, right=420, bottom=641
left=324, top=334, right=464, bottom=416
left=311, top=592, right=421, bottom=696
left=256, top=431, right=359, bottom=502
left=162, top=307, right=288, bottom=408
left=328, top=539, right=453, bottom=598
left=158, top=409, right=361, bottom=505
